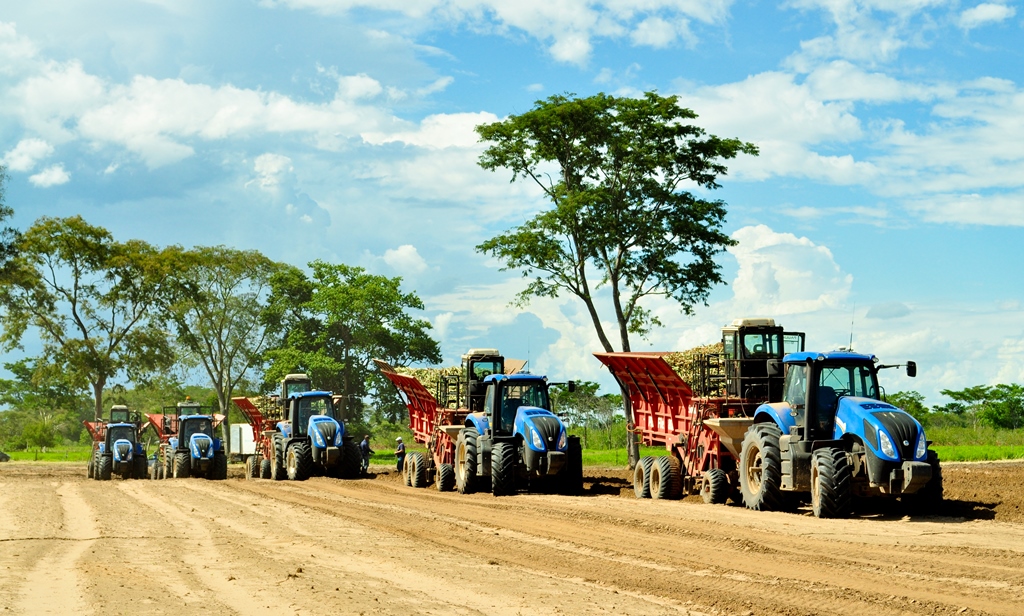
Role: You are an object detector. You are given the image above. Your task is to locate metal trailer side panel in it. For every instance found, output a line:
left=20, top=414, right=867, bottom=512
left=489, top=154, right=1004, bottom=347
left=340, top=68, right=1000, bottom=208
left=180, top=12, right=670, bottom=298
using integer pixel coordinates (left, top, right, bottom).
left=592, top=352, right=694, bottom=446
left=230, top=424, right=256, bottom=456
left=373, top=359, right=440, bottom=444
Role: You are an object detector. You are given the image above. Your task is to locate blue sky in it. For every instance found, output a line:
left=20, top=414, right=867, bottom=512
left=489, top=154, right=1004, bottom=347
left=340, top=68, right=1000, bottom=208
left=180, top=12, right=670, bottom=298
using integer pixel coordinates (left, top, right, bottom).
left=1, top=0, right=1022, bottom=405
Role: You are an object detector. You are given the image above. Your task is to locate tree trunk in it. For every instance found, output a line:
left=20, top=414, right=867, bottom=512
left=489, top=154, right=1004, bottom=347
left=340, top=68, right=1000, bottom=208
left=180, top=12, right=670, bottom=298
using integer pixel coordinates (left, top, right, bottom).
left=92, top=379, right=105, bottom=421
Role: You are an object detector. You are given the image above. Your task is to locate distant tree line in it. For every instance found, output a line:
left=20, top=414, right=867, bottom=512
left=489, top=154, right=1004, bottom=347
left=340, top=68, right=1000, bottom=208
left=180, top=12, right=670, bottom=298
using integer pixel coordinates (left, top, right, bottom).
left=889, top=386, right=1024, bottom=430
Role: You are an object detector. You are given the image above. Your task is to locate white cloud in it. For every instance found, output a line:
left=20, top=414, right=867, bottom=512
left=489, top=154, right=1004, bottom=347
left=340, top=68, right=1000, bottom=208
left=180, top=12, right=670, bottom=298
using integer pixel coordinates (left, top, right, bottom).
left=1, top=138, right=53, bottom=172
left=336, top=73, right=383, bottom=100
left=252, top=153, right=294, bottom=189
left=383, top=244, right=429, bottom=274
left=362, top=111, right=498, bottom=149
left=904, top=192, right=1024, bottom=226
left=28, top=163, right=70, bottom=187
left=958, top=3, right=1016, bottom=30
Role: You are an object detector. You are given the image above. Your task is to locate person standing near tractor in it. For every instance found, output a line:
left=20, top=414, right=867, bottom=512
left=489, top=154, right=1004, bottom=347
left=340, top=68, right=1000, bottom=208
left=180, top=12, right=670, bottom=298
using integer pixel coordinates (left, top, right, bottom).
left=395, top=437, right=406, bottom=472
left=359, top=434, right=374, bottom=475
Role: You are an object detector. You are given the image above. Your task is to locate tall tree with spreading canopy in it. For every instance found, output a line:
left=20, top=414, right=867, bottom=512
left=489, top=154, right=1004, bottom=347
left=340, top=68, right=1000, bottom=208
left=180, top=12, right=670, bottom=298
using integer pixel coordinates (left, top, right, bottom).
left=475, top=91, right=757, bottom=465
left=164, top=246, right=284, bottom=423
left=0, top=216, right=176, bottom=420
left=263, top=261, right=441, bottom=422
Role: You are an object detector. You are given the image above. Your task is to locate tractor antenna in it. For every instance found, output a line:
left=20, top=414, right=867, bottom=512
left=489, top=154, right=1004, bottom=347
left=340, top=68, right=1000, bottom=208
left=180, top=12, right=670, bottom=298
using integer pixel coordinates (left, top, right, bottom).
left=848, top=302, right=856, bottom=350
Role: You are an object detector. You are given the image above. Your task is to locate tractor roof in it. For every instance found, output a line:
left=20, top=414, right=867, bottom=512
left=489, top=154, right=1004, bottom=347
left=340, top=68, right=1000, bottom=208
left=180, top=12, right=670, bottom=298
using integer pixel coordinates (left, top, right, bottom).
left=783, top=350, right=877, bottom=363
left=287, top=390, right=333, bottom=400
left=482, top=373, right=545, bottom=384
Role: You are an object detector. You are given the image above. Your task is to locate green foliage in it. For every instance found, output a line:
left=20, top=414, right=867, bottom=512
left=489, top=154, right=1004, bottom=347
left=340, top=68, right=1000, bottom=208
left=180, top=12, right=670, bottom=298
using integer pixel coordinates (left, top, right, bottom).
left=0, top=358, right=92, bottom=449
left=941, top=384, right=1024, bottom=430
left=551, top=380, right=625, bottom=449
left=22, top=420, right=58, bottom=454
left=476, top=91, right=756, bottom=353
left=886, top=390, right=929, bottom=423
left=0, top=165, right=20, bottom=279
left=263, top=261, right=441, bottom=424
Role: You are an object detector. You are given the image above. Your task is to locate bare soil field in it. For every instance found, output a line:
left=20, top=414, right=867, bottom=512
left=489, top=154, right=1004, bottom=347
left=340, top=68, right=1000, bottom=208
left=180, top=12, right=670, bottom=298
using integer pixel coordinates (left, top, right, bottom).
left=2, top=460, right=1023, bottom=616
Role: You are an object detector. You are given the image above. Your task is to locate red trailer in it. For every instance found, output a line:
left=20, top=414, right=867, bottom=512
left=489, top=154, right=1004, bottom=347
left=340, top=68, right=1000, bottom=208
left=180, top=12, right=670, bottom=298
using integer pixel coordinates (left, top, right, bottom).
left=594, top=318, right=804, bottom=504
left=230, top=395, right=278, bottom=479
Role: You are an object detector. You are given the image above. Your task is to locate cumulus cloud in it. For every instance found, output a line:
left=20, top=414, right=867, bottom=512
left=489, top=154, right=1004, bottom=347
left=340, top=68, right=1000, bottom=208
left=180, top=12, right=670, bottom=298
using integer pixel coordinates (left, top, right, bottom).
left=1, top=138, right=53, bottom=172
left=28, top=163, right=70, bottom=187
left=904, top=192, right=1024, bottom=226
left=958, top=3, right=1016, bottom=30
left=252, top=153, right=294, bottom=189
left=383, top=244, right=429, bottom=274
left=362, top=111, right=498, bottom=149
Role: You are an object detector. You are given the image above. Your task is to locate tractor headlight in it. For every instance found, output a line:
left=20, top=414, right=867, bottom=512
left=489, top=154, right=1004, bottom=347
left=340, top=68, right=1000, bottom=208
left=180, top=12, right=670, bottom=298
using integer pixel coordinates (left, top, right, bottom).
left=557, top=430, right=567, bottom=450
left=878, top=430, right=897, bottom=459
left=915, top=432, right=927, bottom=460
left=530, top=426, right=545, bottom=450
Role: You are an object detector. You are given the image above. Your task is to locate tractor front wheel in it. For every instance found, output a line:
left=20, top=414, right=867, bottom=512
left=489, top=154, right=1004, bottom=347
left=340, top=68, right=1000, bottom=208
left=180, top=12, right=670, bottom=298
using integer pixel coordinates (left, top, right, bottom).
left=339, top=440, right=361, bottom=479
left=286, top=442, right=312, bottom=481
left=133, top=455, right=148, bottom=480
left=559, top=436, right=584, bottom=496
left=811, top=447, right=852, bottom=518
left=904, top=450, right=943, bottom=515
left=739, top=424, right=783, bottom=511
left=455, top=428, right=478, bottom=494
left=173, top=452, right=191, bottom=479
left=491, top=442, right=516, bottom=496
left=271, top=439, right=287, bottom=481
left=97, top=455, right=112, bottom=481
left=87, top=457, right=94, bottom=479
left=212, top=452, right=228, bottom=480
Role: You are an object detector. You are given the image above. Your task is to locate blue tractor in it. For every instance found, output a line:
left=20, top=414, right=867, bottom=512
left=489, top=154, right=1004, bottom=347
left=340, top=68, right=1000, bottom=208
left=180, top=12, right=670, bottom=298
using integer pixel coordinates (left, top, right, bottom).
left=454, top=373, right=582, bottom=496
left=86, top=405, right=148, bottom=481
left=154, top=400, right=228, bottom=480
left=269, top=390, right=360, bottom=481
left=739, top=350, right=942, bottom=517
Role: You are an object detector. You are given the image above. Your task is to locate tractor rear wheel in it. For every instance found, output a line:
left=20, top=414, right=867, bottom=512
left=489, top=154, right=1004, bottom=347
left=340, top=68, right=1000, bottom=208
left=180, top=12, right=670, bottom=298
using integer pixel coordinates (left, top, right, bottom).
left=740, top=424, right=784, bottom=511
left=408, top=452, right=427, bottom=488
left=286, top=441, right=312, bottom=481
left=651, top=456, right=682, bottom=500
left=437, top=463, right=455, bottom=492
left=260, top=458, right=272, bottom=479
left=98, top=455, right=113, bottom=481
left=133, top=455, right=148, bottom=480
left=491, top=442, right=516, bottom=496
left=339, top=440, right=361, bottom=479
left=633, top=456, right=654, bottom=499
left=904, top=450, right=943, bottom=515
left=811, top=447, right=852, bottom=518
left=701, top=468, right=730, bottom=504
left=455, top=428, right=478, bottom=494
left=173, top=452, right=190, bottom=479
left=212, top=452, right=228, bottom=480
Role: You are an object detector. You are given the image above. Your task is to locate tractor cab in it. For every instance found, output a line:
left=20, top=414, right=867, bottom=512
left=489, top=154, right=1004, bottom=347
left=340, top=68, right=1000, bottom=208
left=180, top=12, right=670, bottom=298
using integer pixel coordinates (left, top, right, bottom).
left=721, top=318, right=804, bottom=402
left=180, top=416, right=214, bottom=442
left=108, top=404, right=137, bottom=424
left=105, top=423, right=138, bottom=447
left=483, top=375, right=552, bottom=435
left=283, top=391, right=338, bottom=437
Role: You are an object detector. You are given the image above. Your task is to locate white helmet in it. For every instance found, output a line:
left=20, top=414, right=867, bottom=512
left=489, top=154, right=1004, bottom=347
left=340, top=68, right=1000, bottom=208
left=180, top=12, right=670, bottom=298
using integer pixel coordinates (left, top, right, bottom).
left=396, top=437, right=402, bottom=441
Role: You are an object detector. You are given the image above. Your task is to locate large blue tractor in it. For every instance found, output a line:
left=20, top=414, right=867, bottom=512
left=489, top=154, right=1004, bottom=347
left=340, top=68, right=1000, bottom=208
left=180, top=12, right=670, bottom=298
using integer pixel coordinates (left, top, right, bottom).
left=454, top=373, right=582, bottom=496
left=269, top=390, right=360, bottom=481
left=153, top=400, right=228, bottom=480
left=739, top=350, right=942, bottom=517
left=86, top=405, right=148, bottom=481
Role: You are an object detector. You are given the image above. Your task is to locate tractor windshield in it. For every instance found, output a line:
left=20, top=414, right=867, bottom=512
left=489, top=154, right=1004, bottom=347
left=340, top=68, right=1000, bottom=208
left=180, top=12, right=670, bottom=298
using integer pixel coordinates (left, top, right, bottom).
left=472, top=360, right=501, bottom=380
left=182, top=418, right=213, bottom=441
left=286, top=381, right=311, bottom=397
left=497, top=381, right=550, bottom=434
left=742, top=332, right=782, bottom=359
left=107, top=425, right=135, bottom=443
left=818, top=363, right=879, bottom=402
left=297, top=396, right=334, bottom=431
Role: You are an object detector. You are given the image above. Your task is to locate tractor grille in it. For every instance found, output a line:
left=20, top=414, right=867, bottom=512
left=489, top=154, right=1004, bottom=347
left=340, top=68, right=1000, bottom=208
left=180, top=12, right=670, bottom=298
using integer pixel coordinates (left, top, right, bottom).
left=872, top=411, right=918, bottom=460
left=116, top=442, right=131, bottom=459
left=530, top=416, right=562, bottom=447
left=316, top=422, right=337, bottom=447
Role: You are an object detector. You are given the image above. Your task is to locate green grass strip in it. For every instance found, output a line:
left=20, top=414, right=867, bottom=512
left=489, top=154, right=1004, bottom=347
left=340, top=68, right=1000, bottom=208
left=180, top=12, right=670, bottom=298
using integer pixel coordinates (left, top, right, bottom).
left=932, top=445, right=1024, bottom=462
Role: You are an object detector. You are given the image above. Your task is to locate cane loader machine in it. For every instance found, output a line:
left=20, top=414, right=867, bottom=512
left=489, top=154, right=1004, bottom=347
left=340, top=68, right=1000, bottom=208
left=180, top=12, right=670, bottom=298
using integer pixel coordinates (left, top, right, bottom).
left=376, top=349, right=583, bottom=496
left=231, top=373, right=360, bottom=481
left=147, top=399, right=228, bottom=480
left=84, top=405, right=149, bottom=480
left=594, top=318, right=804, bottom=503
left=738, top=350, right=942, bottom=517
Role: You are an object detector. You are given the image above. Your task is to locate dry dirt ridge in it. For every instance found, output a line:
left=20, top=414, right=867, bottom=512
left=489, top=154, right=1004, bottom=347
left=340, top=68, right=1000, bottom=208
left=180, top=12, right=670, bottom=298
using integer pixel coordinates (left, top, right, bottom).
left=1, top=461, right=1023, bottom=616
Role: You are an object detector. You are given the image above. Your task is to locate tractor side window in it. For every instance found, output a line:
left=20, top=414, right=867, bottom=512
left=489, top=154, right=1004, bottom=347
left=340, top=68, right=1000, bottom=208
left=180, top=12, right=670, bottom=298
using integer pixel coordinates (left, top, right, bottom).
left=472, top=360, right=501, bottom=380
left=783, top=365, right=807, bottom=409
left=484, top=383, right=495, bottom=419
left=742, top=333, right=781, bottom=358
left=783, top=333, right=804, bottom=354
left=724, top=334, right=736, bottom=359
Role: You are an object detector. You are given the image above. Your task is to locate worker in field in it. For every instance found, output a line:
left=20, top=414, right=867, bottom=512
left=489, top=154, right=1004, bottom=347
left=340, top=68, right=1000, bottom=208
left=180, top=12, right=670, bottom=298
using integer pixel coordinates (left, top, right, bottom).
left=359, top=434, right=374, bottom=475
left=395, top=436, right=406, bottom=472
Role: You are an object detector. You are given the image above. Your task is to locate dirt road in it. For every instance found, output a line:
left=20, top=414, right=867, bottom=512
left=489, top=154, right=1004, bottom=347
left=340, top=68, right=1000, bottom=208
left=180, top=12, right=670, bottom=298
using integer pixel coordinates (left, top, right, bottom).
left=2, top=461, right=1023, bottom=615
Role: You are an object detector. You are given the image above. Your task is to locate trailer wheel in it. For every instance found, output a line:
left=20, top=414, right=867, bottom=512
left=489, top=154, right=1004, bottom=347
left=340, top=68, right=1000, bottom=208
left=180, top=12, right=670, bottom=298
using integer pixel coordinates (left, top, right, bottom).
left=286, top=442, right=312, bottom=481
left=649, top=456, right=681, bottom=500
left=811, top=447, right=852, bottom=518
left=904, top=450, right=943, bottom=515
left=339, top=440, right=361, bottom=479
left=633, top=456, right=654, bottom=499
left=173, top=452, right=191, bottom=479
left=133, top=455, right=149, bottom=480
left=701, top=468, right=730, bottom=504
left=260, top=458, right=272, bottom=479
left=437, top=463, right=456, bottom=492
left=456, top=428, right=478, bottom=494
left=491, top=442, right=516, bottom=496
left=405, top=452, right=426, bottom=488
left=245, top=456, right=258, bottom=479
left=739, top=424, right=783, bottom=511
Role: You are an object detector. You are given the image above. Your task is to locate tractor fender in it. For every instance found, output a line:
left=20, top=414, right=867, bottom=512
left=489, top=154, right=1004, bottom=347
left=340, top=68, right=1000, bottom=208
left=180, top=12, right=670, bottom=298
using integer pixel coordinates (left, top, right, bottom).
left=277, top=421, right=293, bottom=438
left=752, top=402, right=794, bottom=433
left=466, top=412, right=489, bottom=436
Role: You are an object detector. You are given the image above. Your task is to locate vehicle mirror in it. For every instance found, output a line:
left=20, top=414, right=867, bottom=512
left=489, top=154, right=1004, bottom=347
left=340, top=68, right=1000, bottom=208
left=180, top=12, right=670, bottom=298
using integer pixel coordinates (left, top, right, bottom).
left=766, top=359, right=782, bottom=377
left=567, top=380, right=576, bottom=393
left=906, top=361, right=916, bottom=378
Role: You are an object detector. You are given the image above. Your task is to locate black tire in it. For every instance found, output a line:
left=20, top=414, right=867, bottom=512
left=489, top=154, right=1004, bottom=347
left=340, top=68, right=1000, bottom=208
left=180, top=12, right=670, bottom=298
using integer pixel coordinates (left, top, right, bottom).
left=740, top=424, right=784, bottom=511
left=87, top=456, right=94, bottom=479
left=491, top=442, right=516, bottom=496
left=650, top=456, right=682, bottom=500
left=212, top=451, right=228, bottom=480
left=339, top=440, right=361, bottom=479
left=97, top=455, right=112, bottom=481
left=245, top=456, right=259, bottom=480
left=133, top=455, right=148, bottom=480
left=437, top=463, right=456, bottom=492
left=260, top=458, right=272, bottom=479
left=701, top=468, right=730, bottom=504
left=632, top=456, right=654, bottom=499
left=173, top=452, right=190, bottom=479
left=163, top=452, right=172, bottom=480
left=286, top=441, right=312, bottom=481
left=904, top=450, right=943, bottom=515
left=272, top=438, right=287, bottom=481
left=560, top=436, right=584, bottom=496
left=408, top=452, right=427, bottom=488
left=455, top=427, right=478, bottom=494
left=811, top=447, right=852, bottom=518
